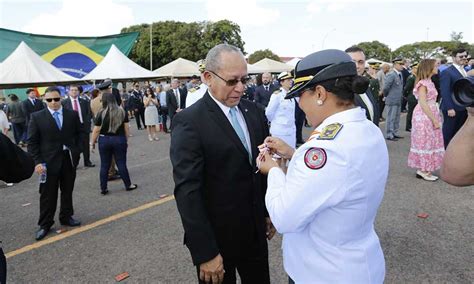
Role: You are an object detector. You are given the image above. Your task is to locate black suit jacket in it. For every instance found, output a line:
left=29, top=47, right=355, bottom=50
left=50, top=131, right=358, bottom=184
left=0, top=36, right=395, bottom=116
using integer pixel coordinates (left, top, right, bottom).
left=62, top=97, right=92, bottom=131
left=354, top=88, right=380, bottom=126
left=254, top=84, right=278, bottom=107
left=170, top=92, right=269, bottom=265
left=27, top=108, right=83, bottom=175
left=21, top=98, right=45, bottom=124
left=166, top=88, right=187, bottom=116
left=0, top=133, right=34, bottom=183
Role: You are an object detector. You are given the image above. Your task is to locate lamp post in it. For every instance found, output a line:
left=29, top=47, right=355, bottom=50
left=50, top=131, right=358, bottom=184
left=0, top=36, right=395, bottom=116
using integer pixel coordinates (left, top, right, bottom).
left=426, top=27, right=429, bottom=41
left=322, top=28, right=336, bottom=49
left=150, top=23, right=153, bottom=71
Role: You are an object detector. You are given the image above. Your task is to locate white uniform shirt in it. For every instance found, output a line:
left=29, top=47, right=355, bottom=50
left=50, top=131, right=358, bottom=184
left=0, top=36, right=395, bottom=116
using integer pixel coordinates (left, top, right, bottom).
left=185, top=83, right=208, bottom=108
left=266, top=107, right=389, bottom=283
left=265, top=88, right=296, bottom=136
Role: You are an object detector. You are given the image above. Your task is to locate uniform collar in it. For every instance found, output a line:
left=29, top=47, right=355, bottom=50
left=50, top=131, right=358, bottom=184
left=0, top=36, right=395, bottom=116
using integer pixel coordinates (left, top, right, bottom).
left=316, top=107, right=366, bottom=131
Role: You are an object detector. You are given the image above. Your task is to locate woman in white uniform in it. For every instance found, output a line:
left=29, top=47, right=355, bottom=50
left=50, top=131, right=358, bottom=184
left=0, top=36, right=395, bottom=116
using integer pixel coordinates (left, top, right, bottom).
left=258, top=49, right=389, bottom=283
left=265, top=71, right=296, bottom=148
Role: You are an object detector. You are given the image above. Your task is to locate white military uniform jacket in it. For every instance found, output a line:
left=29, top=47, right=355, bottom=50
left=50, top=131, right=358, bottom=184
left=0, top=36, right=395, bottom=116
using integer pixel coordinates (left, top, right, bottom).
left=266, top=107, right=389, bottom=283
left=265, top=88, right=296, bottom=147
left=185, top=83, right=208, bottom=108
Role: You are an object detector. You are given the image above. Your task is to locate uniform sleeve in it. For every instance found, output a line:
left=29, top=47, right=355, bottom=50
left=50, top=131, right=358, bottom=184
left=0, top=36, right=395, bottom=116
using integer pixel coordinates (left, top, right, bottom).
left=382, top=73, right=394, bottom=96
left=265, top=92, right=280, bottom=122
left=265, top=144, right=348, bottom=233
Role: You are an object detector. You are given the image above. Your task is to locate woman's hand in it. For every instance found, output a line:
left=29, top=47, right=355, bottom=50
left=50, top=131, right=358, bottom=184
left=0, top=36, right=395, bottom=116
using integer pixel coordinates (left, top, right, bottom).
left=432, top=119, right=441, bottom=129
left=257, top=151, right=279, bottom=175
left=262, top=136, right=295, bottom=160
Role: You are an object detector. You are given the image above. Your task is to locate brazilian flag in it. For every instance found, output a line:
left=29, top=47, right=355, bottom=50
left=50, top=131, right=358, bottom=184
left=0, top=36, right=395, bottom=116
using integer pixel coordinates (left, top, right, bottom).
left=0, top=28, right=139, bottom=98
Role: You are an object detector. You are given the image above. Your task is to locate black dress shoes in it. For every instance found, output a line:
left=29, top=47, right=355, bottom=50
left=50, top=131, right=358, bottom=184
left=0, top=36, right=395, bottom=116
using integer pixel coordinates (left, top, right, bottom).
left=101, top=189, right=109, bottom=195
left=84, top=162, right=95, bottom=168
left=393, top=135, right=404, bottom=139
left=386, top=137, right=398, bottom=141
left=35, top=227, right=50, bottom=241
left=60, top=217, right=81, bottom=227
left=125, top=184, right=138, bottom=191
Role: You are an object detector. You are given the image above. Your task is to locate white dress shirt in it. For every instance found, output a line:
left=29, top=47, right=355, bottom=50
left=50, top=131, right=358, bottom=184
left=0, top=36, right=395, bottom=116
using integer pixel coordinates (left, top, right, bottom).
left=70, top=97, right=83, bottom=123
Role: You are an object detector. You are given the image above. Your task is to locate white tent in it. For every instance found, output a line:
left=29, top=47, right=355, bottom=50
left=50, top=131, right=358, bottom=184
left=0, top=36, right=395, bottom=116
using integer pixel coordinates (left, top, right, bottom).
left=154, top=58, right=199, bottom=77
left=83, top=44, right=157, bottom=81
left=285, top=57, right=301, bottom=67
left=0, top=41, right=78, bottom=88
left=366, top=58, right=390, bottom=65
left=252, top=58, right=292, bottom=73
left=247, top=64, right=265, bottom=74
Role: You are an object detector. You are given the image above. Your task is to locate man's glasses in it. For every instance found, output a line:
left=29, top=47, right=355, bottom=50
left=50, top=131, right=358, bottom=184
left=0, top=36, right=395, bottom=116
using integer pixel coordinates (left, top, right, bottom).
left=458, top=55, right=468, bottom=59
left=208, top=70, right=250, bottom=86
left=45, top=98, right=61, bottom=102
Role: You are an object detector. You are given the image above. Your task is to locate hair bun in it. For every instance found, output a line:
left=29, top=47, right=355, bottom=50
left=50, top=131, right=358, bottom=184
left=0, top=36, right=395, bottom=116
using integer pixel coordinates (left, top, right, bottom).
left=352, top=75, right=369, bottom=94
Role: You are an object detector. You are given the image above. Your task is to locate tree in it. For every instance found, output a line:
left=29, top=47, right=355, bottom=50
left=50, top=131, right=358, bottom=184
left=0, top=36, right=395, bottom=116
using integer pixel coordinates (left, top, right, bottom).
left=121, top=20, right=245, bottom=69
left=450, top=31, right=463, bottom=42
left=248, top=49, right=280, bottom=64
left=393, top=41, right=474, bottom=62
left=353, top=41, right=392, bottom=62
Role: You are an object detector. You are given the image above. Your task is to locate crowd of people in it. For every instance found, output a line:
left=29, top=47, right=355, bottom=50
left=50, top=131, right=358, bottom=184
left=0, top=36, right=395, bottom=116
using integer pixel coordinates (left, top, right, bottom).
left=0, top=42, right=473, bottom=283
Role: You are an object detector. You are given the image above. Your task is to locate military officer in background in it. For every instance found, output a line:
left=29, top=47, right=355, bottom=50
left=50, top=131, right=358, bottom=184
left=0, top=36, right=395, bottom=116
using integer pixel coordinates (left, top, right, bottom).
left=265, top=71, right=296, bottom=148
left=257, top=49, right=389, bottom=283
left=185, top=59, right=208, bottom=108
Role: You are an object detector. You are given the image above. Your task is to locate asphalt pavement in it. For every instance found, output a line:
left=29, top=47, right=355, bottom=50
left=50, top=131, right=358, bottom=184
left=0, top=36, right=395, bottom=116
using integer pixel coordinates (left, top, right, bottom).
left=1, top=113, right=472, bottom=283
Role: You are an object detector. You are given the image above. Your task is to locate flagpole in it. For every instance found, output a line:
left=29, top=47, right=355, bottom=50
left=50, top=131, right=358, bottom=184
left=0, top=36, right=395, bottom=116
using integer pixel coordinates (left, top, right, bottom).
left=150, top=23, right=153, bottom=71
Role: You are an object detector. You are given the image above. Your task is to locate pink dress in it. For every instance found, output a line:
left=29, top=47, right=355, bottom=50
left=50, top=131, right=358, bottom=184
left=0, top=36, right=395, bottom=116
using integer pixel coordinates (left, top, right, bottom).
left=407, top=79, right=444, bottom=171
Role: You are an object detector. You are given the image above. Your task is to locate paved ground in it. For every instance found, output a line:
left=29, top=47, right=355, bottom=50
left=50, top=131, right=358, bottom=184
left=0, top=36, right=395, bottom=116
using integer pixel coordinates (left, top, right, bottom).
left=1, top=114, right=473, bottom=283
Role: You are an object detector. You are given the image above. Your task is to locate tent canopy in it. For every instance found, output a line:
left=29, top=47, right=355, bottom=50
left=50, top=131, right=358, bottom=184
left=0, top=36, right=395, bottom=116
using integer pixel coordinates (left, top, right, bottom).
left=247, top=64, right=265, bottom=74
left=0, top=41, right=78, bottom=88
left=154, top=58, right=199, bottom=78
left=83, top=44, right=157, bottom=81
left=285, top=57, right=301, bottom=67
left=252, top=58, right=293, bottom=73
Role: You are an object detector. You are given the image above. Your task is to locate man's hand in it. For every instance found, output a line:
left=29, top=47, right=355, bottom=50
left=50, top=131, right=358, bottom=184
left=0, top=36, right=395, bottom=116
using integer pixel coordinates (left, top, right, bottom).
left=448, top=109, right=456, bottom=117
left=265, top=217, right=276, bottom=240
left=177, top=108, right=182, bottom=113
left=34, top=164, right=45, bottom=175
left=199, top=254, right=225, bottom=284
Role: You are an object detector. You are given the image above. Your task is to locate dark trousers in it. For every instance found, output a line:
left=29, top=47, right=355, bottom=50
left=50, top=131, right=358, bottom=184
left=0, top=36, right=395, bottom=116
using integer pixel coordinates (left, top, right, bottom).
left=81, top=131, right=92, bottom=165
left=161, top=113, right=168, bottom=132
left=0, top=247, right=6, bottom=284
left=11, top=122, right=27, bottom=144
left=379, top=96, right=386, bottom=119
left=98, top=135, right=131, bottom=190
left=295, top=103, right=305, bottom=144
left=442, top=109, right=468, bottom=148
left=135, top=108, right=145, bottom=129
left=406, top=97, right=417, bottom=131
left=401, top=96, right=407, bottom=111
left=196, top=254, right=270, bottom=284
left=38, top=151, right=76, bottom=229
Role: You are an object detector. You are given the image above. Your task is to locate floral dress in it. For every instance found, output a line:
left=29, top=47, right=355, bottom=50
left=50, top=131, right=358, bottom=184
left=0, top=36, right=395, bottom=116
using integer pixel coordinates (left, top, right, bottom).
left=407, top=79, right=444, bottom=171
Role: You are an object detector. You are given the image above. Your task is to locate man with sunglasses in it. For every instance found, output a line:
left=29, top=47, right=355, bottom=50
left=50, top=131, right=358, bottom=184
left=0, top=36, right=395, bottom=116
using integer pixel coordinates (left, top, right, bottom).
left=440, top=48, right=469, bottom=147
left=171, top=44, right=273, bottom=284
left=27, top=87, right=83, bottom=241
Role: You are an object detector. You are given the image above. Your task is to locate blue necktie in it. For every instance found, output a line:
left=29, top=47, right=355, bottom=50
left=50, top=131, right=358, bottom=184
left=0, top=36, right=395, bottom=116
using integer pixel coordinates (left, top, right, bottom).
left=229, top=107, right=251, bottom=162
left=53, top=111, right=61, bottom=130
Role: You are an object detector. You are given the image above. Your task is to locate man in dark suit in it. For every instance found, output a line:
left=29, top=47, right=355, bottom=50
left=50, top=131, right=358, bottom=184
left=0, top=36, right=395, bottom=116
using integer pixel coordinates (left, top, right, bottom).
left=170, top=44, right=274, bottom=284
left=21, top=88, right=45, bottom=138
left=440, top=48, right=469, bottom=148
left=345, top=46, right=380, bottom=126
left=254, top=72, right=278, bottom=108
left=62, top=85, right=95, bottom=167
left=27, top=87, right=83, bottom=241
left=166, top=78, right=187, bottom=125
left=129, top=83, right=145, bottom=130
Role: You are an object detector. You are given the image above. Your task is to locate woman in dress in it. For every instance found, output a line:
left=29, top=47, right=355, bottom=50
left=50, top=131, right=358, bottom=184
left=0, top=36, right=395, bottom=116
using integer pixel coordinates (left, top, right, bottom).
left=143, top=87, right=160, bottom=141
left=408, top=59, right=445, bottom=181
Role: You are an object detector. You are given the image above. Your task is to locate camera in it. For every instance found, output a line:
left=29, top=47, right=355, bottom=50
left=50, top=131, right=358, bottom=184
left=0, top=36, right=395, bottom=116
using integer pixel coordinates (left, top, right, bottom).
left=453, top=76, right=474, bottom=107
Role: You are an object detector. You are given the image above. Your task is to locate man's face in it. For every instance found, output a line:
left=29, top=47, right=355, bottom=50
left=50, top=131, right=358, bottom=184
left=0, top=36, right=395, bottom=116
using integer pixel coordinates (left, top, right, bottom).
left=134, top=84, right=139, bottom=90
left=68, top=86, right=79, bottom=98
left=348, top=51, right=366, bottom=76
left=453, top=52, right=468, bottom=66
left=28, top=91, right=36, bottom=99
left=45, top=90, right=62, bottom=111
left=206, top=51, right=247, bottom=108
left=394, top=62, right=404, bottom=72
left=171, top=81, right=179, bottom=89
left=262, top=73, right=271, bottom=85
left=383, top=65, right=390, bottom=73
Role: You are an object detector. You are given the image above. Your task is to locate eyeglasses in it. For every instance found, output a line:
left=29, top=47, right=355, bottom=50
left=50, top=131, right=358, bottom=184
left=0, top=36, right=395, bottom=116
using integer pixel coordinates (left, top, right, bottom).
left=208, top=70, right=250, bottom=86
left=45, top=98, right=61, bottom=102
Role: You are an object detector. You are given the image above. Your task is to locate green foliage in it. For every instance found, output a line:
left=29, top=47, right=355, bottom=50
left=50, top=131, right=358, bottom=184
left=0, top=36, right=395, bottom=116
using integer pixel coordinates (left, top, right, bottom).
left=393, top=41, right=474, bottom=62
left=248, top=49, right=280, bottom=64
left=354, top=41, right=392, bottom=62
left=450, top=31, right=463, bottom=42
left=121, top=20, right=245, bottom=69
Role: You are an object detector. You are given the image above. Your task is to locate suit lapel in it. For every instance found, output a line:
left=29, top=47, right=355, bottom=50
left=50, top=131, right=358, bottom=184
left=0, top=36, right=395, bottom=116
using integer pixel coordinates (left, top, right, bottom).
left=43, top=109, right=61, bottom=133
left=203, top=93, right=250, bottom=160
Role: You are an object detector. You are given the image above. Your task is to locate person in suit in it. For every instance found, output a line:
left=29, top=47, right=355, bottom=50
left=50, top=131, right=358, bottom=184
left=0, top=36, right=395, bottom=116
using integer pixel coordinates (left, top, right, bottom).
left=383, top=58, right=405, bottom=140
left=0, top=131, right=35, bottom=284
left=404, top=64, right=418, bottom=132
left=27, top=87, right=83, bottom=241
left=345, top=46, right=380, bottom=126
left=166, top=78, right=187, bottom=126
left=440, top=48, right=469, bottom=147
left=400, top=59, right=412, bottom=112
left=62, top=85, right=95, bottom=167
left=129, top=83, right=146, bottom=130
left=254, top=72, right=278, bottom=108
left=170, top=44, right=274, bottom=284
left=22, top=88, right=45, bottom=139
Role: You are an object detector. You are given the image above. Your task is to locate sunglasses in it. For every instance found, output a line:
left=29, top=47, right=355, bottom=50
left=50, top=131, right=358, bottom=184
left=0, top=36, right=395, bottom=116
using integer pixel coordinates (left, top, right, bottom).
left=457, top=55, right=468, bottom=58
left=45, top=98, right=61, bottom=102
left=209, top=70, right=250, bottom=86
